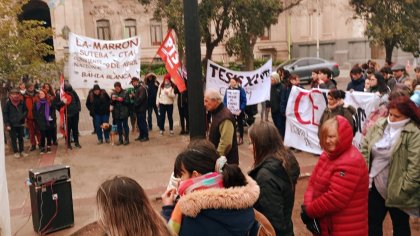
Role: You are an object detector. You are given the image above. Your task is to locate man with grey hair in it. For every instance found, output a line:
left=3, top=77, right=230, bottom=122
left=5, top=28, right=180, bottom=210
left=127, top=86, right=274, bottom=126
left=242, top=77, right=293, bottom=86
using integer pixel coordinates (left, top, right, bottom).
left=204, top=89, right=239, bottom=164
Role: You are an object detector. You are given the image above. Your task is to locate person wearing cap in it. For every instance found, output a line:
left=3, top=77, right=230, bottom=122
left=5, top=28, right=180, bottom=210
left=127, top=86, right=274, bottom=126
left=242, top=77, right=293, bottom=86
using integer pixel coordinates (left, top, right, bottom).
left=223, top=76, right=247, bottom=145
left=347, top=66, right=366, bottom=92
left=111, top=81, right=130, bottom=145
left=131, top=77, right=149, bottom=142
left=24, top=82, right=41, bottom=151
left=3, top=88, right=28, bottom=158
left=156, top=74, right=176, bottom=135
left=391, top=64, right=408, bottom=84
left=144, top=73, right=159, bottom=131
left=86, top=84, right=111, bottom=144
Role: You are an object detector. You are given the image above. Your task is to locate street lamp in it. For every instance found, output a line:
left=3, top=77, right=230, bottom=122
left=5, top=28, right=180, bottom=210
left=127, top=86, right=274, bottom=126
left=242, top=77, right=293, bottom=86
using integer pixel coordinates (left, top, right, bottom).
left=316, top=0, right=320, bottom=58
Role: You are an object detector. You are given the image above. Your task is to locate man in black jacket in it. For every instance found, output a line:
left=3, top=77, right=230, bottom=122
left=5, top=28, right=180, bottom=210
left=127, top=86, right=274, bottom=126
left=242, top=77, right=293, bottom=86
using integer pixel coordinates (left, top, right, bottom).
left=3, top=88, right=28, bottom=158
left=86, top=84, right=111, bottom=144
left=131, top=77, right=149, bottom=142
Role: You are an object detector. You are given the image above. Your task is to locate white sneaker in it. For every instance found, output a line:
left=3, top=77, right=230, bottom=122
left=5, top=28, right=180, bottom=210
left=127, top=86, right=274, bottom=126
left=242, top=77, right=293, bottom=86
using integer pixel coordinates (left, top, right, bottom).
left=14, top=153, right=21, bottom=159
left=159, top=130, right=164, bottom=135
left=20, top=152, right=29, bottom=157
left=170, top=130, right=174, bottom=135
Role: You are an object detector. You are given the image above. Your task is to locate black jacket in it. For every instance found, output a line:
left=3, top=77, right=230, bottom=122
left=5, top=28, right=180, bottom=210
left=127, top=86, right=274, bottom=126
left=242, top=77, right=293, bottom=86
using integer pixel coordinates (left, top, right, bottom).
left=3, top=100, right=27, bottom=127
left=111, top=90, right=130, bottom=120
left=54, top=90, right=81, bottom=118
left=146, top=78, right=159, bottom=107
left=33, top=101, right=50, bottom=131
left=249, top=157, right=295, bottom=236
left=86, top=89, right=110, bottom=116
left=133, top=83, right=148, bottom=113
left=270, top=83, right=283, bottom=113
left=346, top=76, right=365, bottom=92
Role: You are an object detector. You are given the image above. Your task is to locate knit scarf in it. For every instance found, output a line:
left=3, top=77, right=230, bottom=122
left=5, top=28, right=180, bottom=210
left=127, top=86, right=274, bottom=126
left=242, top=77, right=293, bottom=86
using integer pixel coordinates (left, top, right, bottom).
left=168, top=172, right=224, bottom=235
left=36, top=99, right=50, bottom=123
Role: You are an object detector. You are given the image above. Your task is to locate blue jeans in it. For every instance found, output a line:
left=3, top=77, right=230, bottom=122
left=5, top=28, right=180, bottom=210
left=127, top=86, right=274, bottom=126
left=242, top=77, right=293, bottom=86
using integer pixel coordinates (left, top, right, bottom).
left=116, top=118, right=129, bottom=142
left=94, top=114, right=110, bottom=141
left=158, top=104, right=174, bottom=131
left=136, top=112, right=148, bottom=139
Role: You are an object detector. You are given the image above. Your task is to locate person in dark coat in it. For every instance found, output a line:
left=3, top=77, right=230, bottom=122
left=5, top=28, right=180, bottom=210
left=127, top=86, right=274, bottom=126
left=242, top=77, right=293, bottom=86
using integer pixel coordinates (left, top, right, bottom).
left=347, top=66, right=366, bottom=92
left=33, top=89, right=53, bottom=154
left=144, top=73, right=159, bottom=130
left=56, top=83, right=81, bottom=149
left=86, top=84, right=111, bottom=144
left=175, top=79, right=189, bottom=135
left=248, top=122, right=300, bottom=236
left=131, top=77, right=149, bottom=142
left=110, top=82, right=130, bottom=145
left=269, top=72, right=283, bottom=133
left=42, top=83, right=58, bottom=145
left=3, top=88, right=28, bottom=158
left=318, top=68, right=336, bottom=89
left=161, top=139, right=260, bottom=236
left=204, top=89, right=239, bottom=164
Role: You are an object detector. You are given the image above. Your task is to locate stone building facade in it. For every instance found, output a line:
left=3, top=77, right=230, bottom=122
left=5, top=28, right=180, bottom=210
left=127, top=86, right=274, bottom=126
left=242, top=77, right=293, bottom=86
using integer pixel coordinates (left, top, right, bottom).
left=26, top=0, right=413, bottom=69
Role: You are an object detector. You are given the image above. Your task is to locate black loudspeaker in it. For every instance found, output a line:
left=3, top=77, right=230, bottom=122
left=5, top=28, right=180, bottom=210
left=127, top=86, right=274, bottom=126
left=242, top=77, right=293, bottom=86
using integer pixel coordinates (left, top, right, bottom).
left=29, top=165, right=74, bottom=234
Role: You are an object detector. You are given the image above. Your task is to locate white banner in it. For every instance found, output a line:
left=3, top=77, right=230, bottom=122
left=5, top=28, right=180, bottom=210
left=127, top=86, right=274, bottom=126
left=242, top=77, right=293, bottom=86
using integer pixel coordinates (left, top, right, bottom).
left=205, top=60, right=271, bottom=105
left=226, top=90, right=240, bottom=114
left=68, top=32, right=141, bottom=89
left=284, top=87, right=378, bottom=154
left=0, top=105, right=11, bottom=236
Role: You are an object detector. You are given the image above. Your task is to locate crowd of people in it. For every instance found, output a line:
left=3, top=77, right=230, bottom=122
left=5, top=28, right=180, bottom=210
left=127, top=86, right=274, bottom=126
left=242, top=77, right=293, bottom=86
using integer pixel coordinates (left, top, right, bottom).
left=3, top=60, right=420, bottom=235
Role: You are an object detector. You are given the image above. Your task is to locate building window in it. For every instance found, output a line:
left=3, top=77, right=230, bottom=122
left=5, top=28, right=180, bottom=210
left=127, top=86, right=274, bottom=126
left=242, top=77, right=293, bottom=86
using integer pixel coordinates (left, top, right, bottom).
left=97, top=19, right=111, bottom=40
left=150, top=19, right=162, bottom=46
left=124, top=19, right=137, bottom=38
left=260, top=27, right=270, bottom=40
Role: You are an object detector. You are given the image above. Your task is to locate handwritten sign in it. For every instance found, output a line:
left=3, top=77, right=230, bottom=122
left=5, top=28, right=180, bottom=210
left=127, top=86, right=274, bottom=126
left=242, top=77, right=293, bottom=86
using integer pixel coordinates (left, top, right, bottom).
left=205, top=59, right=271, bottom=105
left=68, top=32, right=141, bottom=89
left=226, top=90, right=240, bottom=114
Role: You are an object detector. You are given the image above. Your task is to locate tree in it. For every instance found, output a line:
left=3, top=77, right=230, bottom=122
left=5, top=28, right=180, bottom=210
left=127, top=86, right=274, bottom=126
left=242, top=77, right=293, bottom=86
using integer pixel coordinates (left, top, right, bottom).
left=0, top=0, right=57, bottom=81
left=350, top=0, right=420, bottom=62
left=139, top=0, right=233, bottom=69
left=225, top=0, right=302, bottom=70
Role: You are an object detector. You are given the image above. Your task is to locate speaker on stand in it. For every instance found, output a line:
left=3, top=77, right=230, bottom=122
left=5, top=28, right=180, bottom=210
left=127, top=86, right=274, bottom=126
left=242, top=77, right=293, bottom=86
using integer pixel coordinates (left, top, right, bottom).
left=29, top=165, right=74, bottom=234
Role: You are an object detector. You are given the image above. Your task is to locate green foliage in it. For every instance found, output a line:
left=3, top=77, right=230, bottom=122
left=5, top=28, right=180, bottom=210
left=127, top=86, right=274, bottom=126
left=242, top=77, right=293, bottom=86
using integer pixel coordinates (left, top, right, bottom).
left=350, top=0, right=420, bottom=60
left=0, top=0, right=57, bottom=81
left=140, top=63, right=167, bottom=76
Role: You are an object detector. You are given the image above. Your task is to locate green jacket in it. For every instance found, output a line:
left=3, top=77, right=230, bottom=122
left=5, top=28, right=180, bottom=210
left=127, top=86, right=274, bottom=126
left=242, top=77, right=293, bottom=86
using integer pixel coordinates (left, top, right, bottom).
left=361, top=118, right=420, bottom=208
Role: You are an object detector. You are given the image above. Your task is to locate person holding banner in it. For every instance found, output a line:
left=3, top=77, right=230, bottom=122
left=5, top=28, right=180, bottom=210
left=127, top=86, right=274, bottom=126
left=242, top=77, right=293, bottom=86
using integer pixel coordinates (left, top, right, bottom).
left=156, top=74, right=176, bottom=135
left=204, top=89, right=239, bottom=164
left=361, top=95, right=420, bottom=235
left=318, top=68, right=337, bottom=89
left=280, top=74, right=302, bottom=139
left=223, top=77, right=247, bottom=145
left=302, top=116, right=369, bottom=236
left=111, top=82, right=130, bottom=145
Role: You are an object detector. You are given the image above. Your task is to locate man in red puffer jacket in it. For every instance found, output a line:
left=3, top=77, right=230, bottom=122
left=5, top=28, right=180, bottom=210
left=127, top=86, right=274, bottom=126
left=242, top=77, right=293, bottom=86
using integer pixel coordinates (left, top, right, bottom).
left=303, top=115, right=369, bottom=236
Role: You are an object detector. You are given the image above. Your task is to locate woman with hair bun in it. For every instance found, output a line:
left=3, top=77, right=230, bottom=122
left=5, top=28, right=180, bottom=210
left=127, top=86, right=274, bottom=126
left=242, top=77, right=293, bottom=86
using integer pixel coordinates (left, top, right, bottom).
left=361, top=95, right=420, bottom=235
left=161, top=139, right=261, bottom=236
left=96, top=176, right=172, bottom=236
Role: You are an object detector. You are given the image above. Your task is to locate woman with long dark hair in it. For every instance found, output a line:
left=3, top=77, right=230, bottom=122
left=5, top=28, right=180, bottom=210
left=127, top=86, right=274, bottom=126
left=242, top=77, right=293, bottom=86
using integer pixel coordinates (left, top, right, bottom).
left=367, top=72, right=390, bottom=95
left=248, top=122, right=300, bottom=235
left=97, top=176, right=172, bottom=236
left=361, top=95, right=420, bottom=235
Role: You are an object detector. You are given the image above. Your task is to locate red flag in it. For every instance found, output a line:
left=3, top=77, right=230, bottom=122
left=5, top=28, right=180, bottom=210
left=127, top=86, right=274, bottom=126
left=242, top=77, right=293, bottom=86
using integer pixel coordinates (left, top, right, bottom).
left=157, top=30, right=186, bottom=92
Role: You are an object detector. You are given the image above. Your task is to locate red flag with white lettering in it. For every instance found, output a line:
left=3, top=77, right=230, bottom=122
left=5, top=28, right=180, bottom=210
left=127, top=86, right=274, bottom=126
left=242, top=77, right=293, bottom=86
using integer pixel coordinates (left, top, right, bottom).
left=157, top=30, right=186, bottom=92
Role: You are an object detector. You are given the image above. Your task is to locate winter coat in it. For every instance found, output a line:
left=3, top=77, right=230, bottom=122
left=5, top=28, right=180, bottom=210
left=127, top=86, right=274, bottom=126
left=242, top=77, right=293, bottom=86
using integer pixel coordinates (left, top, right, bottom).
left=3, top=100, right=27, bottom=127
left=175, top=86, right=188, bottom=109
left=133, top=83, right=148, bottom=113
left=55, top=90, right=81, bottom=118
left=162, top=176, right=260, bottom=236
left=86, top=89, right=111, bottom=116
left=249, top=157, right=295, bottom=236
left=156, top=85, right=176, bottom=105
left=24, top=92, right=36, bottom=120
left=346, top=77, right=365, bottom=92
left=304, top=115, right=369, bottom=236
left=223, top=86, right=247, bottom=112
left=361, top=118, right=420, bottom=208
left=270, top=83, right=282, bottom=113
left=33, top=101, right=51, bottom=131
left=319, top=104, right=356, bottom=135
left=111, top=90, right=130, bottom=120
left=318, top=79, right=336, bottom=90
left=146, top=78, right=159, bottom=107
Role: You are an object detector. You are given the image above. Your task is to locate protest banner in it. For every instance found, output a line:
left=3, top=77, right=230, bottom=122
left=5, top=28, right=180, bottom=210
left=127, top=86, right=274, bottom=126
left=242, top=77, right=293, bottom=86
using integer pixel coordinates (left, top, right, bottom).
left=68, top=32, right=141, bottom=89
left=226, top=90, right=240, bottom=114
left=157, top=30, right=186, bottom=92
left=284, top=87, right=378, bottom=154
left=205, top=59, right=271, bottom=105
left=0, top=105, right=11, bottom=236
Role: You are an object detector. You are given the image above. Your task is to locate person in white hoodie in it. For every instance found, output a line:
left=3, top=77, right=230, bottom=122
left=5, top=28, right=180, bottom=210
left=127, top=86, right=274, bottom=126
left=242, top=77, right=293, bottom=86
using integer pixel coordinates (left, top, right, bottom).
left=156, top=73, right=176, bottom=135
